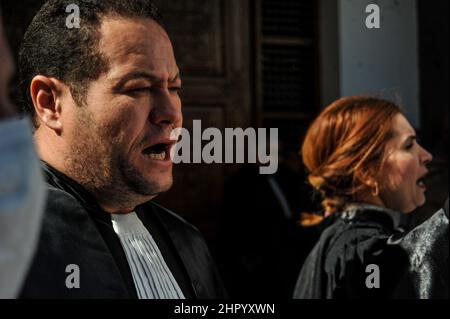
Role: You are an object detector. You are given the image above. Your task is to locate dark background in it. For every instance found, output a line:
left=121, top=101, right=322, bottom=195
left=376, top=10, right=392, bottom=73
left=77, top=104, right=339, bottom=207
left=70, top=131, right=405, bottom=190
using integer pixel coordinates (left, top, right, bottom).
left=2, top=0, right=448, bottom=298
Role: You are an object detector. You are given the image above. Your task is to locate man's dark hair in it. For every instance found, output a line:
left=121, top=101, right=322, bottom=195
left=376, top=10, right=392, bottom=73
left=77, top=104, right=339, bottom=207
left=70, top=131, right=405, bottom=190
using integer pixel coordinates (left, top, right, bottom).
left=18, top=0, right=163, bottom=126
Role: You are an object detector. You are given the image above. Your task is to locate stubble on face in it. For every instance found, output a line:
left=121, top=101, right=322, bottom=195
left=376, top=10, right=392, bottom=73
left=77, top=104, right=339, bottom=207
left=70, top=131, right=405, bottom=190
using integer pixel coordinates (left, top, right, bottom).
left=64, top=106, right=172, bottom=211
left=60, top=18, right=179, bottom=213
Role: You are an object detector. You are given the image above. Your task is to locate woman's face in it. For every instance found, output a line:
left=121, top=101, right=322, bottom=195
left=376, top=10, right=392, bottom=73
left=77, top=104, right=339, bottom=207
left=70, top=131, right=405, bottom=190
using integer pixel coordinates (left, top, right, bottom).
left=379, top=113, right=433, bottom=213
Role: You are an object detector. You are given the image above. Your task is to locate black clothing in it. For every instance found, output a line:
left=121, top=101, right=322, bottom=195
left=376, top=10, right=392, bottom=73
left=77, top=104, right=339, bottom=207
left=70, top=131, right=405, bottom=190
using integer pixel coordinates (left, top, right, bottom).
left=217, top=164, right=319, bottom=298
left=20, top=162, right=227, bottom=299
left=293, top=203, right=408, bottom=299
left=391, top=198, right=449, bottom=298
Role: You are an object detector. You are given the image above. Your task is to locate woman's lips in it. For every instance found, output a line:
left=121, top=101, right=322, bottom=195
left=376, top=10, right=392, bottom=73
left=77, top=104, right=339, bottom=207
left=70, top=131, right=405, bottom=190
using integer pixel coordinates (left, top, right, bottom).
left=417, top=179, right=426, bottom=189
left=416, top=172, right=429, bottom=190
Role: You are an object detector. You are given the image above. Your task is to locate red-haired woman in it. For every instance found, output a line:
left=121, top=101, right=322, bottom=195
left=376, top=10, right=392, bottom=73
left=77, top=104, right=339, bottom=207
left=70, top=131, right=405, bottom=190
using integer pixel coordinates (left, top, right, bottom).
left=293, top=96, right=433, bottom=299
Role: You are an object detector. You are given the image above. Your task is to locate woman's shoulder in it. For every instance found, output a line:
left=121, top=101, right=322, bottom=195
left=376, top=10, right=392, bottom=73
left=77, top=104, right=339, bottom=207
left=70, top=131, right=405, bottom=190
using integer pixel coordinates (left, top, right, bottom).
left=336, top=203, right=402, bottom=233
left=321, top=203, right=403, bottom=261
left=296, top=203, right=407, bottom=298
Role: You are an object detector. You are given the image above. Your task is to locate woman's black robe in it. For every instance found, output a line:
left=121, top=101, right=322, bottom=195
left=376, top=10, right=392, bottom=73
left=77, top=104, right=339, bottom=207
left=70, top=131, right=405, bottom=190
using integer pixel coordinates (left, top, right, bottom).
left=293, top=202, right=449, bottom=299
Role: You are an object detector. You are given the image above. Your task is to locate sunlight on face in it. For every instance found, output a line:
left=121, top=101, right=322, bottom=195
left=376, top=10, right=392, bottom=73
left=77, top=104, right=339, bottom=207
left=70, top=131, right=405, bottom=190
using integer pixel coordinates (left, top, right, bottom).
left=63, top=17, right=182, bottom=211
left=379, top=114, right=433, bottom=213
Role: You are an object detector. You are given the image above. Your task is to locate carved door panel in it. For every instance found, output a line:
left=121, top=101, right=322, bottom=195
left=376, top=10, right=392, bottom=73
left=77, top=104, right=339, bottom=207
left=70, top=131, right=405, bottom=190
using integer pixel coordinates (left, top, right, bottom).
left=153, top=0, right=252, bottom=241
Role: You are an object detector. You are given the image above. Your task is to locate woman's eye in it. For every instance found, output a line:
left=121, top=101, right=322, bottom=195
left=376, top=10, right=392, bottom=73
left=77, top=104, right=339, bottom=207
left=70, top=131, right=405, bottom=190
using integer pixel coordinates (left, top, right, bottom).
left=405, top=142, right=414, bottom=150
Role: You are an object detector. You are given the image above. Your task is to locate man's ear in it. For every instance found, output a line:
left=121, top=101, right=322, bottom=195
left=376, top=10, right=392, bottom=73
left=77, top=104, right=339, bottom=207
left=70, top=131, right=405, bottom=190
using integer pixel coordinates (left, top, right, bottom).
left=30, top=75, right=64, bottom=134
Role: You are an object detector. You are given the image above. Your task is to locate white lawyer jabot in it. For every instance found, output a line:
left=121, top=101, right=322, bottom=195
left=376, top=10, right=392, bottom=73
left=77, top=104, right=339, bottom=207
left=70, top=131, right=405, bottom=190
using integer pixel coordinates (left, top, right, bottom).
left=111, top=211, right=185, bottom=299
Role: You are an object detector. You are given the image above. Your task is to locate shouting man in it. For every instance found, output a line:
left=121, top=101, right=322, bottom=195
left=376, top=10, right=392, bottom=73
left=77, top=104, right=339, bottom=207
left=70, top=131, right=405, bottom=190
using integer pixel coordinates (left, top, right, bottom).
left=19, top=0, right=226, bottom=299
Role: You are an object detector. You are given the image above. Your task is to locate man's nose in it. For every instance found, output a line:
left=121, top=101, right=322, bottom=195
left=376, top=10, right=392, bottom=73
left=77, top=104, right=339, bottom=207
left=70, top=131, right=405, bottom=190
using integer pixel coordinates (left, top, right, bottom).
left=149, top=92, right=182, bottom=129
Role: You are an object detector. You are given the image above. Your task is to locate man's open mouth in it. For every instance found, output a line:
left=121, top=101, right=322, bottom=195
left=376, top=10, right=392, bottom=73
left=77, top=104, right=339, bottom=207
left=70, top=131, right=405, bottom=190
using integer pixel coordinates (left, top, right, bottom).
left=142, top=143, right=171, bottom=160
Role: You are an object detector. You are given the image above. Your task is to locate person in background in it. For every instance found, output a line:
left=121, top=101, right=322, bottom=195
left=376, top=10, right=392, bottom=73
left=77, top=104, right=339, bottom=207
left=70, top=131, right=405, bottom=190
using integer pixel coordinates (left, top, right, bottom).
left=217, top=140, right=320, bottom=298
left=391, top=198, right=448, bottom=298
left=293, top=96, right=433, bottom=298
left=0, top=7, right=46, bottom=298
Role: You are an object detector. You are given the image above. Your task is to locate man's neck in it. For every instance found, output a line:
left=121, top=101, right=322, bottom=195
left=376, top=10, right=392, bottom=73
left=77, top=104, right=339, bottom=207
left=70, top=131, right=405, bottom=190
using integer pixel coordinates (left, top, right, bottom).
left=98, top=203, right=136, bottom=214
left=35, top=130, right=156, bottom=214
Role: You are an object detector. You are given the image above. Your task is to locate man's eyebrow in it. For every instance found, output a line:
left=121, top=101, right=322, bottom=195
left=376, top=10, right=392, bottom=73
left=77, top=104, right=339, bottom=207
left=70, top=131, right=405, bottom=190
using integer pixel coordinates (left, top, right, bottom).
left=111, top=71, right=181, bottom=90
left=169, top=72, right=181, bottom=83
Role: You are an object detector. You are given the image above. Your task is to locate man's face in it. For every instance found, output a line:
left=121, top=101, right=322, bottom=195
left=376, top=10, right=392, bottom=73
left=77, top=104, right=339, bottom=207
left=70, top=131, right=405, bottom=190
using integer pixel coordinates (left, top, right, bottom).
left=61, top=17, right=182, bottom=210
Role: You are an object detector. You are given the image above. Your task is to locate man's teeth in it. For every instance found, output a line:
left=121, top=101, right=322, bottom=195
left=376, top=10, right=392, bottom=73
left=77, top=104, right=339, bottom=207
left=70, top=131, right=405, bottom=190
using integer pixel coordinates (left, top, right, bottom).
left=146, top=152, right=165, bottom=160
left=417, top=179, right=425, bottom=187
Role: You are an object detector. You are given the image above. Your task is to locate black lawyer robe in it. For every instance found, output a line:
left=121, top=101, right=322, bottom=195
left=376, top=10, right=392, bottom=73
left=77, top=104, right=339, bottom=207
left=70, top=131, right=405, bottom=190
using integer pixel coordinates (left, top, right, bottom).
left=293, top=203, right=409, bottom=299
left=19, top=162, right=227, bottom=299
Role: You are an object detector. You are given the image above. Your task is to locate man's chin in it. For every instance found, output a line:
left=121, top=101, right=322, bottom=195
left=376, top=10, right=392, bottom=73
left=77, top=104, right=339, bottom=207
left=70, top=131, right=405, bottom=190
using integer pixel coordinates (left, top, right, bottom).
left=152, top=178, right=173, bottom=194
left=120, top=161, right=173, bottom=197
left=135, top=174, right=173, bottom=196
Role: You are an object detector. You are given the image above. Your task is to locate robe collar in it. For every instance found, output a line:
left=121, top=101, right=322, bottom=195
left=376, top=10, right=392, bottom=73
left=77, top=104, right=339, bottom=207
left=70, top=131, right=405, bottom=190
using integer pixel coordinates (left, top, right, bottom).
left=338, top=202, right=404, bottom=232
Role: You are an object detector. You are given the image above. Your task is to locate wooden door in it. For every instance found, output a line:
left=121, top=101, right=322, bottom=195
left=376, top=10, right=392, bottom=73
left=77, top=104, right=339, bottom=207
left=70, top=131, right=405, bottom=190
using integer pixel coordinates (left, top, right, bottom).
left=152, top=0, right=252, bottom=243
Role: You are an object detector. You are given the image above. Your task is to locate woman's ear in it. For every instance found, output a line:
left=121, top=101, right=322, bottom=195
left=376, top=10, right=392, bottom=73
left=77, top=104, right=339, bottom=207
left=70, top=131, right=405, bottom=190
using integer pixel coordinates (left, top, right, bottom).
left=355, top=169, right=385, bottom=207
left=30, top=76, right=63, bottom=134
left=356, top=169, right=378, bottom=193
